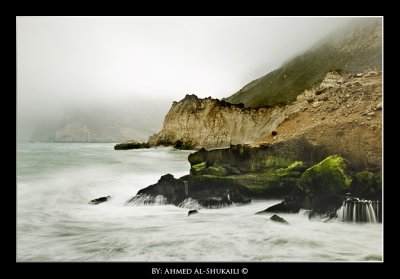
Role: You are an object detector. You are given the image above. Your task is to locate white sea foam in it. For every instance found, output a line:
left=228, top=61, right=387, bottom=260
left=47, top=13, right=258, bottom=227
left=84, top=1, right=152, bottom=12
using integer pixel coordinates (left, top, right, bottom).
left=17, top=143, right=383, bottom=262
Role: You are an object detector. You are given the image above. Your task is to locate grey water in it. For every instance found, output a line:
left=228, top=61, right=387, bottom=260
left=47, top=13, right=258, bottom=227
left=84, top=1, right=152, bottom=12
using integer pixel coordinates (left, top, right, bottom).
left=17, top=143, right=382, bottom=261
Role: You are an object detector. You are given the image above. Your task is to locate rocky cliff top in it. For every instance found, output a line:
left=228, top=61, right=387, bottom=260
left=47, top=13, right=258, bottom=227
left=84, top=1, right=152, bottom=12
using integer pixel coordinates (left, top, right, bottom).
left=148, top=94, right=273, bottom=149
left=225, top=18, right=382, bottom=108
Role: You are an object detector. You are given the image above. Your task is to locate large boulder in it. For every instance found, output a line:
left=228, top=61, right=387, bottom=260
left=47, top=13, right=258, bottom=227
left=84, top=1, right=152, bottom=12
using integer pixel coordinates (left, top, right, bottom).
left=299, top=155, right=351, bottom=211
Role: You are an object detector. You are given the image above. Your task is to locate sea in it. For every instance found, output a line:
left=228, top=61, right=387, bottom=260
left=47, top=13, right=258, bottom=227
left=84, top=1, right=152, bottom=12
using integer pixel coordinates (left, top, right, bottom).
left=16, top=143, right=383, bottom=261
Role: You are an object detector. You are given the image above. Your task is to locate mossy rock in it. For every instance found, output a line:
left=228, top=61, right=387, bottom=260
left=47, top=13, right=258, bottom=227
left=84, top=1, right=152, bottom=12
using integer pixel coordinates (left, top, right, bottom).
left=275, top=168, right=301, bottom=178
left=300, top=155, right=352, bottom=198
left=228, top=171, right=299, bottom=197
left=200, top=165, right=227, bottom=176
left=272, top=161, right=305, bottom=178
left=190, top=162, right=206, bottom=175
left=264, top=156, right=294, bottom=169
left=287, top=161, right=307, bottom=172
left=188, top=148, right=208, bottom=166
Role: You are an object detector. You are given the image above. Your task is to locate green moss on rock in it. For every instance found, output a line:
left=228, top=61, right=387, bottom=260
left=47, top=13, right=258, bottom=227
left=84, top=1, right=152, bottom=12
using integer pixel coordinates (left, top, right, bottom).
left=201, top=165, right=226, bottom=176
left=287, top=161, right=307, bottom=172
left=300, top=155, right=352, bottom=196
left=264, top=156, right=294, bottom=169
left=190, top=162, right=206, bottom=175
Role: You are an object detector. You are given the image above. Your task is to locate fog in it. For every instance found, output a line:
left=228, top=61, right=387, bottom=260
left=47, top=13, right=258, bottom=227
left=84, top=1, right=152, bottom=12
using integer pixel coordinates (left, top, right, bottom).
left=17, top=16, right=352, bottom=142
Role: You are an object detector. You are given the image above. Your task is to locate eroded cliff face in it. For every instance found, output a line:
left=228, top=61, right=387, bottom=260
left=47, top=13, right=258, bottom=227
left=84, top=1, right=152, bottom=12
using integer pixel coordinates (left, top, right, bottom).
left=149, top=69, right=382, bottom=171
left=148, top=95, right=304, bottom=149
left=252, top=70, right=382, bottom=170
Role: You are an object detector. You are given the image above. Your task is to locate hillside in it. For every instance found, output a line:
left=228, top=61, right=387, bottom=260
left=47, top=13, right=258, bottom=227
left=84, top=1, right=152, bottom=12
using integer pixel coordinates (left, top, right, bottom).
left=224, top=18, right=382, bottom=108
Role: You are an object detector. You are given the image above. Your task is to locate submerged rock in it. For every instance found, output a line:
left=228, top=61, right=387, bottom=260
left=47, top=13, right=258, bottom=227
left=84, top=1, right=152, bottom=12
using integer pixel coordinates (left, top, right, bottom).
left=188, top=210, right=198, bottom=216
left=256, top=200, right=300, bottom=214
left=270, top=214, right=289, bottom=224
left=89, top=196, right=111, bottom=205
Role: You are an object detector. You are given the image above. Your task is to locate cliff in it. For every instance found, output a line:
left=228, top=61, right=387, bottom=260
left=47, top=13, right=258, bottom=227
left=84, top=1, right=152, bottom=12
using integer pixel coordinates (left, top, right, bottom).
left=148, top=94, right=301, bottom=149
left=149, top=69, right=382, bottom=170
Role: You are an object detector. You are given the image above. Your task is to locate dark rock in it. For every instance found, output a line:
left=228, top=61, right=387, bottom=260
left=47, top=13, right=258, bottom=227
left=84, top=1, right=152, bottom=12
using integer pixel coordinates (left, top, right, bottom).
left=256, top=200, right=300, bottom=214
left=188, top=148, right=208, bottom=165
left=89, top=196, right=111, bottom=205
left=173, top=140, right=195, bottom=150
left=270, top=214, right=289, bottom=224
left=349, top=170, right=381, bottom=200
left=158, top=173, right=176, bottom=183
left=114, top=140, right=149, bottom=150
left=188, top=210, right=198, bottom=216
left=188, top=138, right=331, bottom=175
left=127, top=174, right=251, bottom=208
left=309, top=193, right=345, bottom=214
left=271, top=130, right=278, bottom=136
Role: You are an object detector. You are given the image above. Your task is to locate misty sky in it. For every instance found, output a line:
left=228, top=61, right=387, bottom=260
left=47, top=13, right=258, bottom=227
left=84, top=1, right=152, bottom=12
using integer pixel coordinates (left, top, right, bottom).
left=17, top=16, right=352, bottom=141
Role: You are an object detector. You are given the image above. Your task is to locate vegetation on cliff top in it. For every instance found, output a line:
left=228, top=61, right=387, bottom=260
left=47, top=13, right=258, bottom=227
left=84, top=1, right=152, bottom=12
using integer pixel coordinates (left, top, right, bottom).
left=225, top=18, right=382, bottom=107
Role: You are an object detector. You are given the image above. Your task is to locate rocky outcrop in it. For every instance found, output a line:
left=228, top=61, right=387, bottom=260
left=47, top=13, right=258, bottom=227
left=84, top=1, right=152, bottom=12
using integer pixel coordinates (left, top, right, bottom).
left=188, top=139, right=329, bottom=173
left=126, top=174, right=251, bottom=208
left=148, top=94, right=294, bottom=149
left=186, top=146, right=381, bottom=218
left=114, top=140, right=149, bottom=150
left=89, top=196, right=111, bottom=205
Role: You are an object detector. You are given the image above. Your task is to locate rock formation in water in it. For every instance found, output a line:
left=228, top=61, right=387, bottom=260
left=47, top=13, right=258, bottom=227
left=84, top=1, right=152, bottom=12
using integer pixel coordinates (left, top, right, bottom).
left=270, top=215, right=289, bottom=224
left=256, top=200, right=300, bottom=214
left=89, top=196, right=111, bottom=205
left=114, top=140, right=150, bottom=150
left=188, top=210, right=199, bottom=216
left=126, top=173, right=251, bottom=208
